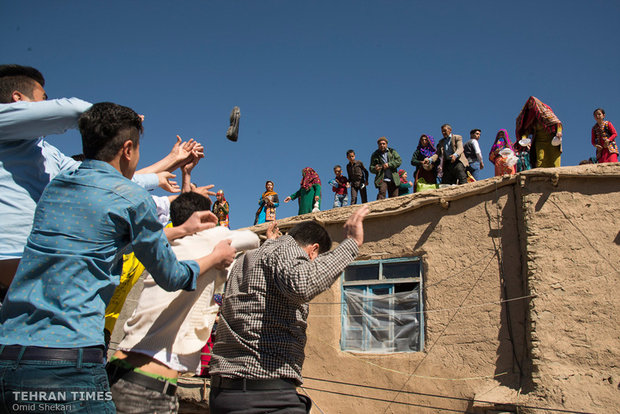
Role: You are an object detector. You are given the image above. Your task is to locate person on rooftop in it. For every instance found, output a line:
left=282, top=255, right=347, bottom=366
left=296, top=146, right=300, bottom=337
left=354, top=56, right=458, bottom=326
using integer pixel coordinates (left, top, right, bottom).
left=284, top=167, right=322, bottom=215
left=515, top=96, right=563, bottom=168
left=591, top=108, right=618, bottom=164
left=254, top=180, right=279, bottom=225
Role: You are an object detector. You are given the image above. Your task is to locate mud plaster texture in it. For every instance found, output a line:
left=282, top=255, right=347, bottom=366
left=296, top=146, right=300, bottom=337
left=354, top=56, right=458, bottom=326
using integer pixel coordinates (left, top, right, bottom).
left=111, top=163, right=620, bottom=414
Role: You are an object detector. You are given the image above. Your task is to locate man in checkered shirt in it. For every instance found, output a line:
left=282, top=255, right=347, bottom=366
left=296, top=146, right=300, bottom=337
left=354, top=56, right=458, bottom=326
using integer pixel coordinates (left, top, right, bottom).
left=209, top=206, right=370, bottom=413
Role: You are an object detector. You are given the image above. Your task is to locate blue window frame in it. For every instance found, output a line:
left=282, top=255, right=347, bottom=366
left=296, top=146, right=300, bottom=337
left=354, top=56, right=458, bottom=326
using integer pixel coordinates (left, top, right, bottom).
left=341, top=257, right=423, bottom=353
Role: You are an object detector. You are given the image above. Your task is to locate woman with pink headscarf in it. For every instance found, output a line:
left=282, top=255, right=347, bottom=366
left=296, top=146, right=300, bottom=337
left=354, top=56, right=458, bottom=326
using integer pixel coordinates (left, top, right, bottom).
left=283, top=167, right=322, bottom=215
left=489, top=129, right=516, bottom=176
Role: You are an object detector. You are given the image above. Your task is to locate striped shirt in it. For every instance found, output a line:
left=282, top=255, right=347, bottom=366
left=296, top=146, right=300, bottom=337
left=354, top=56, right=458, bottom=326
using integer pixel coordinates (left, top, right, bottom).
left=210, top=235, right=358, bottom=384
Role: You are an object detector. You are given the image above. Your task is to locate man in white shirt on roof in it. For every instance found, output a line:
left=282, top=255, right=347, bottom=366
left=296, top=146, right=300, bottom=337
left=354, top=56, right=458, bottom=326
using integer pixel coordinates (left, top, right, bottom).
left=463, top=128, right=485, bottom=180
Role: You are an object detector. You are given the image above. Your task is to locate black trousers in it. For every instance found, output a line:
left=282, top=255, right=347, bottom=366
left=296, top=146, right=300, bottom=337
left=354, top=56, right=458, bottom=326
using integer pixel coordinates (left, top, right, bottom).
left=210, top=386, right=312, bottom=414
left=350, top=185, right=367, bottom=204
left=441, top=161, right=467, bottom=185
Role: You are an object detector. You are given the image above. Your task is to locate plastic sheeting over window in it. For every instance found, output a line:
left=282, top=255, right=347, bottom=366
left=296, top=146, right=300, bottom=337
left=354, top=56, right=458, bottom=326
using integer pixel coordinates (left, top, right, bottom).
left=342, top=287, right=420, bottom=353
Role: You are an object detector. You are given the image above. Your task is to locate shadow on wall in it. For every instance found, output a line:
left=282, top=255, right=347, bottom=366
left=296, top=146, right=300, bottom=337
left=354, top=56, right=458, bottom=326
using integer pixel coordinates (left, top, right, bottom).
left=484, top=193, right=530, bottom=392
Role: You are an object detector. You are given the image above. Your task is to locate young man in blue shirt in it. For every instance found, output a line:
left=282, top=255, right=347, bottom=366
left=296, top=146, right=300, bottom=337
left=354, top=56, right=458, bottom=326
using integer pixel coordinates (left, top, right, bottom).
left=0, top=102, right=236, bottom=413
left=0, top=64, right=197, bottom=293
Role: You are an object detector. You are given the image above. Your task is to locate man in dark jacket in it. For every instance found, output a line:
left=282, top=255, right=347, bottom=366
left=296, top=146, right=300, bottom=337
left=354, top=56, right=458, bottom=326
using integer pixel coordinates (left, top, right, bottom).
left=346, top=149, right=369, bottom=204
left=370, top=137, right=402, bottom=199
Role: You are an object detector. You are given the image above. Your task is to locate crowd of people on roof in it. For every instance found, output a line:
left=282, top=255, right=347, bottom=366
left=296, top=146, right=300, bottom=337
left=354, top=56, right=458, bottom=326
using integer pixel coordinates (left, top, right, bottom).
left=0, top=63, right=616, bottom=414
left=246, top=98, right=616, bottom=223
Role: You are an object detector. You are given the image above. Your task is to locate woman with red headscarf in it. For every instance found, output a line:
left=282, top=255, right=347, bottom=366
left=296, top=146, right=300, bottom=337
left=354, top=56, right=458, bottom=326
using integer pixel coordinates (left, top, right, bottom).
left=284, top=167, right=322, bottom=215
left=212, top=190, right=229, bottom=227
left=515, top=96, right=563, bottom=168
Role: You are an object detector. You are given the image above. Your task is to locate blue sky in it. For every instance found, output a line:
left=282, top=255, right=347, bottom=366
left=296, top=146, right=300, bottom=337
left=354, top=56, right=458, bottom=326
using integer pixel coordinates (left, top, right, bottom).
left=2, top=1, right=619, bottom=228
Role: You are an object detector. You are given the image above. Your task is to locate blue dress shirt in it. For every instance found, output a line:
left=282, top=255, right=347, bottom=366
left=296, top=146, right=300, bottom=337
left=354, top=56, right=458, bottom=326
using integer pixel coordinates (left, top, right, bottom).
left=0, top=160, right=199, bottom=348
left=0, top=98, right=158, bottom=260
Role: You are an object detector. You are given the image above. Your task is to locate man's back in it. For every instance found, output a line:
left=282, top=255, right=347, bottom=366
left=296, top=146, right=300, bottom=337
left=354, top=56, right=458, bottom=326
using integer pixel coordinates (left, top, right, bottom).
left=117, top=226, right=259, bottom=372
left=210, top=234, right=358, bottom=383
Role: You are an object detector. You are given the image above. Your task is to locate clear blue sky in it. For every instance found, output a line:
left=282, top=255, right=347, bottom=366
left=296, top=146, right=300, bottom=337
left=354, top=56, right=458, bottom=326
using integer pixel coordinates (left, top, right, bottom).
left=2, top=1, right=619, bottom=228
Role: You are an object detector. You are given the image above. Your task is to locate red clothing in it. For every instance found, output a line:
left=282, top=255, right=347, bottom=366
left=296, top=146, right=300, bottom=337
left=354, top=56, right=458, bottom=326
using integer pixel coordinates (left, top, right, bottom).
left=332, top=175, right=348, bottom=195
left=592, top=121, right=618, bottom=163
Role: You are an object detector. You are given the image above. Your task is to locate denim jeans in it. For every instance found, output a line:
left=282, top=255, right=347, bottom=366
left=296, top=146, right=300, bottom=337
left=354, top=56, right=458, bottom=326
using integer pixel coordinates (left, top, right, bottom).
left=466, top=161, right=480, bottom=180
left=110, top=376, right=179, bottom=414
left=333, top=193, right=348, bottom=208
left=0, top=356, right=114, bottom=413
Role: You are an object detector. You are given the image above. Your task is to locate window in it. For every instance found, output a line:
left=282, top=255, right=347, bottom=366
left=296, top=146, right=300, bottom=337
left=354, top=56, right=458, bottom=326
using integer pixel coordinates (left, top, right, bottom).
left=341, top=258, right=423, bottom=353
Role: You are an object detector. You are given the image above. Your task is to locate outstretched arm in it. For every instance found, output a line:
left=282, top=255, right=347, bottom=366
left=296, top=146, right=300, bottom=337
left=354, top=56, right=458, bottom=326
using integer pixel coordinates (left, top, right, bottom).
left=137, top=135, right=204, bottom=174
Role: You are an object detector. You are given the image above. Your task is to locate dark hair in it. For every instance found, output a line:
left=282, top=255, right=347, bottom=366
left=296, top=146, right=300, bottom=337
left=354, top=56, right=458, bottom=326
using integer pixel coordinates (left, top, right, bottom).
left=593, top=108, right=605, bottom=116
left=333, top=165, right=342, bottom=171
left=265, top=180, right=274, bottom=187
left=0, top=64, right=45, bottom=103
left=288, top=221, right=332, bottom=254
left=346, top=149, right=355, bottom=156
left=78, top=102, right=143, bottom=161
left=441, top=123, right=452, bottom=130
left=70, top=154, right=86, bottom=162
left=170, top=192, right=212, bottom=227
left=470, top=129, right=481, bottom=136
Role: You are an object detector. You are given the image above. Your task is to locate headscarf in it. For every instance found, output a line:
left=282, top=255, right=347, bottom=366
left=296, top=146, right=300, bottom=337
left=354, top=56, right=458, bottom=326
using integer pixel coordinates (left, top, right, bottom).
left=515, top=96, right=562, bottom=138
left=261, top=182, right=277, bottom=199
left=216, top=189, right=226, bottom=203
left=300, top=167, right=321, bottom=190
left=489, top=129, right=513, bottom=163
left=417, top=135, right=436, bottom=158
left=398, top=169, right=408, bottom=184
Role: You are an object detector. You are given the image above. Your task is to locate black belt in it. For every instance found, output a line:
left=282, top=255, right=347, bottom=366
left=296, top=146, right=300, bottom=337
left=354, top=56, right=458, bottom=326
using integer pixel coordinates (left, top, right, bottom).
left=0, top=345, right=104, bottom=364
left=106, top=362, right=177, bottom=397
left=210, top=375, right=297, bottom=390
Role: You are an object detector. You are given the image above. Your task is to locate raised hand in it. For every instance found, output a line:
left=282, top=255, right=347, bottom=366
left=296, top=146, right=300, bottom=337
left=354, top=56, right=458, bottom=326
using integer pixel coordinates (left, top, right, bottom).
left=343, top=205, right=370, bottom=247
left=157, top=172, right=180, bottom=193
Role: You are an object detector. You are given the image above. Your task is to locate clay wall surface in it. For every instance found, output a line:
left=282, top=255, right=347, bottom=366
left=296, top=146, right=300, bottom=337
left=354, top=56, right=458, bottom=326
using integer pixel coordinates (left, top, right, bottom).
left=256, top=178, right=529, bottom=413
left=519, top=165, right=620, bottom=413
left=250, top=163, right=620, bottom=413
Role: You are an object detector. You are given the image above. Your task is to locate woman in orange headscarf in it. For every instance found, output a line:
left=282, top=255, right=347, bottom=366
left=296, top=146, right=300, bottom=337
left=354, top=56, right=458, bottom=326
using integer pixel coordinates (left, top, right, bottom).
left=254, top=180, right=279, bottom=225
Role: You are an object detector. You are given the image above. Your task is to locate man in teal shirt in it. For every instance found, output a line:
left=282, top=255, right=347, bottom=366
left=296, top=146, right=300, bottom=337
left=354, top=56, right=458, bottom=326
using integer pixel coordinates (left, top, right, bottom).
left=0, top=102, right=235, bottom=413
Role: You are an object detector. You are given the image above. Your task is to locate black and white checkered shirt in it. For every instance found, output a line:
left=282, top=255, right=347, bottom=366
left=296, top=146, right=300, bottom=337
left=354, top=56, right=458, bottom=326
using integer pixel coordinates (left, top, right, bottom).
left=209, top=235, right=359, bottom=384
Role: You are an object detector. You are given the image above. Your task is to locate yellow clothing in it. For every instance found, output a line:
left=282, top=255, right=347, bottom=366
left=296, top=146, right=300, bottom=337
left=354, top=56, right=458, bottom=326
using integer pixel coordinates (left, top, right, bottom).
left=533, top=124, right=561, bottom=168
left=104, top=223, right=173, bottom=335
left=104, top=253, right=145, bottom=335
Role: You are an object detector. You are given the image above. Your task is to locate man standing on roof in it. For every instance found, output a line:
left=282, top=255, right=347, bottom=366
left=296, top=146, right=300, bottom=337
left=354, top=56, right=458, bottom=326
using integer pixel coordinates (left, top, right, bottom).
left=431, top=124, right=469, bottom=185
left=370, top=136, right=402, bottom=199
left=464, top=128, right=484, bottom=180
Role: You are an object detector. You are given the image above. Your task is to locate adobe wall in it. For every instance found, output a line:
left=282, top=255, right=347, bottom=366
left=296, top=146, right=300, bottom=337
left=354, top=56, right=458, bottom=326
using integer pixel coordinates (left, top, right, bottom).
left=254, top=163, right=620, bottom=413
left=518, top=164, right=620, bottom=413
left=258, top=177, right=528, bottom=413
